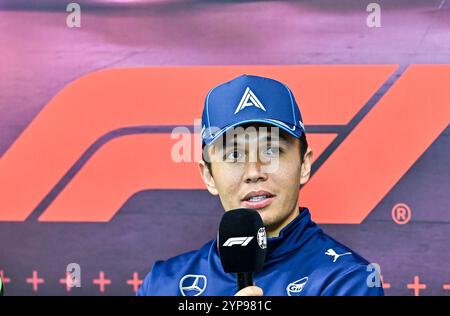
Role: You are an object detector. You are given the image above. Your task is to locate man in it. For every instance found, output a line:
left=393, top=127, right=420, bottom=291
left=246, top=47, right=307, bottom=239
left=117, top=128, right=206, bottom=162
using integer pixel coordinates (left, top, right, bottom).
left=138, top=74, right=383, bottom=296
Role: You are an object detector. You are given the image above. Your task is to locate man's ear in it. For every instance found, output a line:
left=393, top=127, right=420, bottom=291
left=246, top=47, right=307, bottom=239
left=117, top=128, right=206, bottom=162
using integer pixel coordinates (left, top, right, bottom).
left=300, top=147, right=313, bottom=185
left=198, top=159, right=219, bottom=195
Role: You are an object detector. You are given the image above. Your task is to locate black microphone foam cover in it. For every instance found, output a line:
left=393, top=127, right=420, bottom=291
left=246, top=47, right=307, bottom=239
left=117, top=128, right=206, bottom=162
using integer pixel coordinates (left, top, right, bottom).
left=218, top=208, right=267, bottom=273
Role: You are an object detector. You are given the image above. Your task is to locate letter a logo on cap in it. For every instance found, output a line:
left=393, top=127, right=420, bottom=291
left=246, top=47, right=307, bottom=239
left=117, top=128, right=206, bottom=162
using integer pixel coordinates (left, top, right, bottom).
left=234, top=87, right=266, bottom=114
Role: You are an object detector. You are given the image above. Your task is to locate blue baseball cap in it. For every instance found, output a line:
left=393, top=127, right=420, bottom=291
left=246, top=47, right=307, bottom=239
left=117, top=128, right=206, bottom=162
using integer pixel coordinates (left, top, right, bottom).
left=201, top=74, right=305, bottom=145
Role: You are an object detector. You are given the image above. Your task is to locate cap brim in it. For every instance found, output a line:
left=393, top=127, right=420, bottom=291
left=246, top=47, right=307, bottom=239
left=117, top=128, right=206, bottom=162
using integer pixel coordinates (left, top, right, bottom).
left=203, top=119, right=304, bottom=146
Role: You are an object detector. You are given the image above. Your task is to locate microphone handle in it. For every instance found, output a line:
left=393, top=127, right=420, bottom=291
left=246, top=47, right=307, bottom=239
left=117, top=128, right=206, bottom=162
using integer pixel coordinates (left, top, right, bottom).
left=236, top=273, right=253, bottom=290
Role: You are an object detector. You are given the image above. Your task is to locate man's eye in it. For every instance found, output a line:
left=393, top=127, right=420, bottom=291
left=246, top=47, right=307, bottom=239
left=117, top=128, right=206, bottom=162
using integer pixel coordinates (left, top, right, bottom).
left=263, top=146, right=280, bottom=157
left=225, top=150, right=243, bottom=162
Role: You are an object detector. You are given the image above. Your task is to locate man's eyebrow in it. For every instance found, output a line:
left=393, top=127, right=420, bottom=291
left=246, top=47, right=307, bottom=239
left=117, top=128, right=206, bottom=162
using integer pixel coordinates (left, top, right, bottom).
left=221, top=133, right=289, bottom=148
left=264, top=134, right=289, bottom=144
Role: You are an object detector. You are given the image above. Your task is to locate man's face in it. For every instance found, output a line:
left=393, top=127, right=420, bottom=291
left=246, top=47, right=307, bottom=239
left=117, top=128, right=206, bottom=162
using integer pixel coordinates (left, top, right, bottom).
left=199, top=124, right=312, bottom=236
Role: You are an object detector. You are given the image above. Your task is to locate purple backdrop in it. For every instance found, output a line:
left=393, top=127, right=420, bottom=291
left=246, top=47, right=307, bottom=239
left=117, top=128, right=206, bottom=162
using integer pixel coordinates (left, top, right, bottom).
left=0, top=0, right=449, bottom=295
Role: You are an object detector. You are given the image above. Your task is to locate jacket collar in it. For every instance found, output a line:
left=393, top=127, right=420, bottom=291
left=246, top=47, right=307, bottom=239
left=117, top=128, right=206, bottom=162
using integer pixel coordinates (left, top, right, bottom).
left=265, top=207, right=320, bottom=262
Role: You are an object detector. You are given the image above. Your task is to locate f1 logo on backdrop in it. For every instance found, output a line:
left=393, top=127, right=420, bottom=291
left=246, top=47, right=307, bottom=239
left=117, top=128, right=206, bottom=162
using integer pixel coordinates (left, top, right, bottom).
left=0, top=65, right=449, bottom=223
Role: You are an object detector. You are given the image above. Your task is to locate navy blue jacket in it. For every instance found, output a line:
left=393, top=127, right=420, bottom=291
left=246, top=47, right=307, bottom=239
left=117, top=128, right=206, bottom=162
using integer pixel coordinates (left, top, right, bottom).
left=138, top=208, right=384, bottom=296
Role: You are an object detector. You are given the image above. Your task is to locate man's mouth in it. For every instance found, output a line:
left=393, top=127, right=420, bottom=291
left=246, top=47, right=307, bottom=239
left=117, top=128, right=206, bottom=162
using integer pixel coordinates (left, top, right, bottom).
left=241, top=191, right=275, bottom=209
left=248, top=195, right=269, bottom=202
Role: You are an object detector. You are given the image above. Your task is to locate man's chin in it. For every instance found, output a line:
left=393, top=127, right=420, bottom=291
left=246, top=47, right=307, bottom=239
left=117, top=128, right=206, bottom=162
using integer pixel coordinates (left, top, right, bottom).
left=255, top=207, right=277, bottom=226
left=233, top=204, right=279, bottom=225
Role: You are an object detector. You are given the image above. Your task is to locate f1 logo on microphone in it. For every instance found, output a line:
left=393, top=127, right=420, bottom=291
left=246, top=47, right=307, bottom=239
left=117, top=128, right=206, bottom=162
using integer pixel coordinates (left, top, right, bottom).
left=223, top=237, right=254, bottom=247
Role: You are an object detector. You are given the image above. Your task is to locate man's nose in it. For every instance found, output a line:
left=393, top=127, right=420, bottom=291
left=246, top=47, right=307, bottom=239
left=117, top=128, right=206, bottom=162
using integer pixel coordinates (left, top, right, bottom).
left=243, top=161, right=268, bottom=183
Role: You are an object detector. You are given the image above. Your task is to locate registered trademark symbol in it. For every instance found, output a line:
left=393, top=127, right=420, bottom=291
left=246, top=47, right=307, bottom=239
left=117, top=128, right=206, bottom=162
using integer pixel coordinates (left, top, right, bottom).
left=392, top=203, right=411, bottom=224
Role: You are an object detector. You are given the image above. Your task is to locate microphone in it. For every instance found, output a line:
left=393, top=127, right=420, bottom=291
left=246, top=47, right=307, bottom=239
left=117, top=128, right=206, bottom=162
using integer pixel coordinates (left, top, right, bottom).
left=217, top=208, right=267, bottom=291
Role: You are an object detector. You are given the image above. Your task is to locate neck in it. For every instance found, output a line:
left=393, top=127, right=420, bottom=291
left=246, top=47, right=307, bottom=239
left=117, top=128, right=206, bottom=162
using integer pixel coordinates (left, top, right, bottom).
left=266, top=202, right=300, bottom=237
